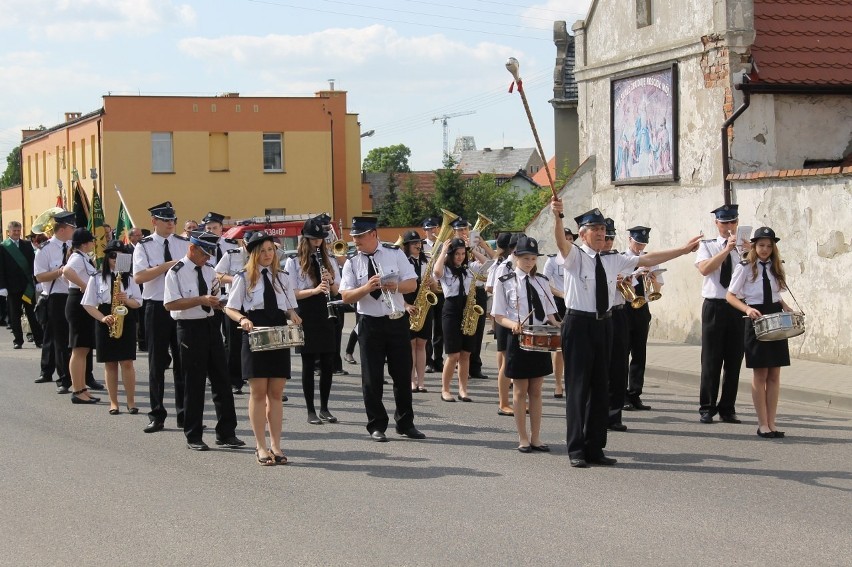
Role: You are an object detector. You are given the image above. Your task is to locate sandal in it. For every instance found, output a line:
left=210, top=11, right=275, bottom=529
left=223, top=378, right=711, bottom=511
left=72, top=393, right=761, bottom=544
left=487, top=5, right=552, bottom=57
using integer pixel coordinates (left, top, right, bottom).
left=269, top=448, right=288, bottom=465
left=255, top=448, right=275, bottom=466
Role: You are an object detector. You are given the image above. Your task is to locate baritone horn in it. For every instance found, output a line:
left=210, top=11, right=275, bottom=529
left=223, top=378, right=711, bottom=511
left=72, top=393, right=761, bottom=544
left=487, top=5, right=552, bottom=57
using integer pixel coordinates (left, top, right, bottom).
left=31, top=207, right=65, bottom=237
left=617, top=276, right=647, bottom=309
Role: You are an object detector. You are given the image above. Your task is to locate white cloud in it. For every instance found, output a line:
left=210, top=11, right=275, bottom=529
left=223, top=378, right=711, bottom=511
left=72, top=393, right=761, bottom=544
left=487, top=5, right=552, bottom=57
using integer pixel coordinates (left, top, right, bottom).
left=0, top=0, right=196, bottom=40
left=521, top=1, right=591, bottom=27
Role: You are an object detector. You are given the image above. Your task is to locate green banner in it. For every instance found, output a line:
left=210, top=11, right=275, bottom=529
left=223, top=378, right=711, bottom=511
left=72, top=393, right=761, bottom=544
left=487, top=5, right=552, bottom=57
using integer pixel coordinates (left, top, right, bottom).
left=115, top=201, right=133, bottom=244
left=89, top=189, right=106, bottom=268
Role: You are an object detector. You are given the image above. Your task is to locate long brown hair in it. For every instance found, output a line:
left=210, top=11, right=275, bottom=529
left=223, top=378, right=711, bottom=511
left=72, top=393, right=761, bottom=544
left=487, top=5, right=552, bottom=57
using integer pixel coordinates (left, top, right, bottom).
left=244, top=241, right=283, bottom=294
left=744, top=238, right=787, bottom=290
left=297, top=237, right=334, bottom=286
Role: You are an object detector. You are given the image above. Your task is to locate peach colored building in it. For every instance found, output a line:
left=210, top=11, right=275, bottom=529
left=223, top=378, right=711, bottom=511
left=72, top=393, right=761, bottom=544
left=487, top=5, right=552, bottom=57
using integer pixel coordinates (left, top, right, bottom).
left=15, top=92, right=365, bottom=233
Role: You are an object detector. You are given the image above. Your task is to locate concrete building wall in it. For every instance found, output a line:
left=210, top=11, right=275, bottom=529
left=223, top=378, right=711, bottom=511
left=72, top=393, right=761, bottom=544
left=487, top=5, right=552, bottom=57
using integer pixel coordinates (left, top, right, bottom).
left=1, top=185, right=23, bottom=228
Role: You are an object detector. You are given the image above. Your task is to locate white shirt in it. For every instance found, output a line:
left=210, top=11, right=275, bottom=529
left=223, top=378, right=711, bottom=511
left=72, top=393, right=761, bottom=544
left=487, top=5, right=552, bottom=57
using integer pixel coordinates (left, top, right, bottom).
left=163, top=256, right=218, bottom=320
left=728, top=260, right=783, bottom=305
left=133, top=233, right=190, bottom=301
left=491, top=267, right=557, bottom=325
left=695, top=236, right=742, bottom=299
left=486, top=256, right=512, bottom=289
left=81, top=273, right=142, bottom=306
left=33, top=236, right=71, bottom=295
left=437, top=260, right=483, bottom=298
left=226, top=267, right=297, bottom=312
left=65, top=250, right=98, bottom=290
left=339, top=244, right=416, bottom=317
left=555, top=243, right=639, bottom=313
left=214, top=237, right=240, bottom=264
left=284, top=255, right=328, bottom=292
left=542, top=254, right=565, bottom=294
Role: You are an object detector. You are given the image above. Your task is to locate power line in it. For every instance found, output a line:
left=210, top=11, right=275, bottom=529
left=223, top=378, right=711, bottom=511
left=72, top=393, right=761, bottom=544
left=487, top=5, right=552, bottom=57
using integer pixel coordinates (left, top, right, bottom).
left=400, top=0, right=587, bottom=22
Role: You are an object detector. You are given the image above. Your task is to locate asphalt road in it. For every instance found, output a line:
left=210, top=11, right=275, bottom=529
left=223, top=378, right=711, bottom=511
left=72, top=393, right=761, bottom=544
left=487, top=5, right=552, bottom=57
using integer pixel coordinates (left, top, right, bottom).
left=1, top=334, right=850, bottom=566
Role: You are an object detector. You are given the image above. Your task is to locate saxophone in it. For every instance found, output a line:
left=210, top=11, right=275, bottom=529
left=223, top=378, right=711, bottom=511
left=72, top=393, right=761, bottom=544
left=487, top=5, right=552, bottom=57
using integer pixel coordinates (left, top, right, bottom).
left=409, top=209, right=457, bottom=332
left=108, top=274, right=129, bottom=339
left=461, top=264, right=486, bottom=336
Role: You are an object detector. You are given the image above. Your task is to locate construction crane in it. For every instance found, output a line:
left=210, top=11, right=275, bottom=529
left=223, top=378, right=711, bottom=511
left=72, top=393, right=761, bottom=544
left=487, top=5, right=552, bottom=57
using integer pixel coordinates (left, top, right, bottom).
left=432, top=111, right=476, bottom=158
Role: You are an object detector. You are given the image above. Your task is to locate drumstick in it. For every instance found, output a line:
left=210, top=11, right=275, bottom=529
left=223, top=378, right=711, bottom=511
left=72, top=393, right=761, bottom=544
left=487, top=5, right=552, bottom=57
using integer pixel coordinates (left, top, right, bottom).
left=520, top=308, right=535, bottom=326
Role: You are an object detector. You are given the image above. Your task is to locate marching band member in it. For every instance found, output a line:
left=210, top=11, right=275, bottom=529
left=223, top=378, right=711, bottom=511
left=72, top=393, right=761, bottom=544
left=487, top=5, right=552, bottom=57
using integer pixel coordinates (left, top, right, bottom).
left=432, top=237, right=488, bottom=403
left=486, top=232, right=518, bottom=415
left=550, top=199, right=700, bottom=468
left=339, top=216, right=425, bottom=442
left=400, top=229, right=432, bottom=393
left=34, top=210, right=77, bottom=395
left=216, top=230, right=251, bottom=394
left=133, top=201, right=190, bottom=433
left=623, top=226, right=663, bottom=411
left=604, top=220, right=630, bottom=432
left=285, top=219, right=339, bottom=425
left=726, top=227, right=791, bottom=438
left=165, top=230, right=243, bottom=452
left=62, top=228, right=100, bottom=404
left=452, top=218, right=492, bottom=380
left=330, top=244, right=349, bottom=376
left=225, top=231, right=300, bottom=464
left=695, top=205, right=749, bottom=424
left=491, top=236, right=559, bottom=453
left=81, top=240, right=142, bottom=414
left=543, top=228, right=574, bottom=398
left=422, top=217, right=444, bottom=373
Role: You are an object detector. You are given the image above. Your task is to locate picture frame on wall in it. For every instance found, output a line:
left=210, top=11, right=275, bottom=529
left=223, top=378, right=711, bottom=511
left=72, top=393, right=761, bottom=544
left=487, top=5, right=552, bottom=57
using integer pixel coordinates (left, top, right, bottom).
left=611, top=63, right=679, bottom=185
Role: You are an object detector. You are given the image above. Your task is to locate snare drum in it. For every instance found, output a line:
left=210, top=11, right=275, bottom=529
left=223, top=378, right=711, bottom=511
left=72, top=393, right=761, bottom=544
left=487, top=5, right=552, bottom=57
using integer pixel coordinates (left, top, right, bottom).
left=753, top=312, right=805, bottom=341
left=518, top=324, right=561, bottom=352
left=248, top=325, right=305, bottom=352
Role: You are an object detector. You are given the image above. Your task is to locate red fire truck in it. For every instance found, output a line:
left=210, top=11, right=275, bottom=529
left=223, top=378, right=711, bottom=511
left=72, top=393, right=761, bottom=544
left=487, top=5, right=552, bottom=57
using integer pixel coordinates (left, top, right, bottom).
left=222, top=214, right=341, bottom=251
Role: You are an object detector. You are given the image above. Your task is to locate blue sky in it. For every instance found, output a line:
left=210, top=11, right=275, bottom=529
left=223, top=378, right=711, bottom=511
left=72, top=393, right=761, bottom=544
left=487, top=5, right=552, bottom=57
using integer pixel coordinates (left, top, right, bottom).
left=0, top=0, right=591, bottom=172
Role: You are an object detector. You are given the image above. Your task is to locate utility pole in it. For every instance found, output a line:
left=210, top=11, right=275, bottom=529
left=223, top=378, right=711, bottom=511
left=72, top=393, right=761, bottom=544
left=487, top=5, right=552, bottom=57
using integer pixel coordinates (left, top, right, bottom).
left=432, top=111, right=476, bottom=159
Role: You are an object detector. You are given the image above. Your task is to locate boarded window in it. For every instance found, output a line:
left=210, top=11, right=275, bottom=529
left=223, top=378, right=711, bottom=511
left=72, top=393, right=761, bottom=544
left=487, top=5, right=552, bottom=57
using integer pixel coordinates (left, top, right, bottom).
left=209, top=132, right=229, bottom=171
left=637, top=0, right=652, bottom=27
left=152, top=132, right=174, bottom=173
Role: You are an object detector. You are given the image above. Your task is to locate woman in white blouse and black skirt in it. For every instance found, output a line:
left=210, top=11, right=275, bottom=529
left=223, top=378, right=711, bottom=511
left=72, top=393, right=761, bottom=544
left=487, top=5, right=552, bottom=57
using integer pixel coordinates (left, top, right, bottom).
left=726, top=227, right=791, bottom=439
left=285, top=219, right=339, bottom=426
left=62, top=228, right=99, bottom=405
left=81, top=240, right=143, bottom=414
left=225, top=231, right=301, bottom=466
left=491, top=236, right=559, bottom=452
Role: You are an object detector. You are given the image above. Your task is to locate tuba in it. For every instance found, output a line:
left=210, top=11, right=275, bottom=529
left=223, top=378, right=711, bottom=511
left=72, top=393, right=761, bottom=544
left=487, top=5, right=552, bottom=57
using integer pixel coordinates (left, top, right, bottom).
left=31, top=207, right=65, bottom=237
left=409, top=209, right=458, bottom=332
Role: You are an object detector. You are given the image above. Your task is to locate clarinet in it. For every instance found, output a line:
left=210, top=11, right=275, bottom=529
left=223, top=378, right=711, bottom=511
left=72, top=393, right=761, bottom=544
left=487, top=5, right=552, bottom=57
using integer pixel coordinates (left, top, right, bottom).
left=315, top=248, right=337, bottom=319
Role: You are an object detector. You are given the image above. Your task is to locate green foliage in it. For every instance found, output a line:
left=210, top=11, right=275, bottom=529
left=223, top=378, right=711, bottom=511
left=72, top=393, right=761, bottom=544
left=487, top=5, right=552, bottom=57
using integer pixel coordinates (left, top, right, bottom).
left=513, top=188, right=551, bottom=230
left=459, top=174, right=520, bottom=237
left=0, top=145, right=22, bottom=189
left=375, top=172, right=399, bottom=227
left=431, top=158, right=465, bottom=219
left=362, top=144, right=412, bottom=173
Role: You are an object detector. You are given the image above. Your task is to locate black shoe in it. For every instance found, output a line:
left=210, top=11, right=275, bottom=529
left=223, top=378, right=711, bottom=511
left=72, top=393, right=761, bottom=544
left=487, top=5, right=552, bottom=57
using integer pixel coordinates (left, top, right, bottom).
left=756, top=428, right=776, bottom=439
left=530, top=444, right=551, bottom=453
left=318, top=410, right=338, bottom=423
left=629, top=397, right=651, bottom=410
left=569, top=457, right=589, bottom=468
left=282, top=395, right=288, bottom=402
left=332, top=369, right=349, bottom=375
left=34, top=375, right=53, bottom=384
left=771, top=430, right=785, bottom=438
left=469, top=373, right=490, bottom=380
left=395, top=426, right=426, bottom=439
left=699, top=413, right=714, bottom=424
left=215, top=436, right=246, bottom=448
left=608, top=422, right=628, bottom=432
left=588, top=455, right=617, bottom=466
left=56, top=385, right=70, bottom=394
left=143, top=421, right=165, bottom=433
left=517, top=445, right=532, bottom=453
left=307, top=412, right=322, bottom=425
left=87, top=381, right=105, bottom=391
left=187, top=441, right=210, bottom=451
left=343, top=353, right=357, bottom=364
left=424, top=365, right=437, bottom=373
left=457, top=395, right=473, bottom=402
left=370, top=430, right=388, bottom=442
left=13, top=343, right=22, bottom=350
left=622, top=403, right=636, bottom=411
left=71, top=393, right=98, bottom=405
left=232, top=386, right=244, bottom=395
left=176, top=418, right=184, bottom=429
left=127, top=406, right=139, bottom=415
left=720, top=413, right=742, bottom=424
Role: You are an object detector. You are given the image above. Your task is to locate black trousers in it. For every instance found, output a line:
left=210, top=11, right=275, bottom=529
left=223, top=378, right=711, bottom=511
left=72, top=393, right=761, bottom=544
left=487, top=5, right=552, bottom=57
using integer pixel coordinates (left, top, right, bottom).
left=427, top=294, right=445, bottom=368
left=46, top=294, right=71, bottom=388
left=626, top=304, right=652, bottom=398
left=301, top=352, right=334, bottom=413
left=177, top=318, right=237, bottom=442
left=346, top=313, right=361, bottom=355
left=699, top=299, right=744, bottom=416
left=468, top=287, right=488, bottom=375
left=358, top=314, right=415, bottom=434
left=39, top=298, right=55, bottom=380
left=563, top=313, right=612, bottom=460
left=137, top=299, right=147, bottom=347
left=224, top=314, right=244, bottom=388
left=146, top=300, right=184, bottom=424
left=332, top=310, right=345, bottom=372
left=608, top=308, right=629, bottom=424
left=8, top=293, right=43, bottom=346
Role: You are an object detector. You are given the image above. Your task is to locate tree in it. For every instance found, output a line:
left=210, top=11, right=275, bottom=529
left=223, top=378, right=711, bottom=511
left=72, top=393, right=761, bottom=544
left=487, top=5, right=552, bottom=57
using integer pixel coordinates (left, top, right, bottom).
left=461, top=173, right=520, bottom=236
left=430, top=156, right=465, bottom=220
left=394, top=175, right=431, bottom=227
left=362, top=144, right=412, bottom=173
left=376, top=173, right=400, bottom=227
left=0, top=145, right=22, bottom=189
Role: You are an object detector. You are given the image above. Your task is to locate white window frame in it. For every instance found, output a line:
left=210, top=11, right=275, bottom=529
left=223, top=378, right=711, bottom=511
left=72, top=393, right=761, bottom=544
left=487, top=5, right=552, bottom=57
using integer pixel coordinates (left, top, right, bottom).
left=263, top=133, right=284, bottom=172
left=152, top=132, right=174, bottom=173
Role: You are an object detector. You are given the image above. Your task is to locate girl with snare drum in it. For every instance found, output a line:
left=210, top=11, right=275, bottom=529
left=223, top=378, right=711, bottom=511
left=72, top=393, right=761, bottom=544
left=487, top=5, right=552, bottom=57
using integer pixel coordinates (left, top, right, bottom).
left=726, top=227, right=791, bottom=439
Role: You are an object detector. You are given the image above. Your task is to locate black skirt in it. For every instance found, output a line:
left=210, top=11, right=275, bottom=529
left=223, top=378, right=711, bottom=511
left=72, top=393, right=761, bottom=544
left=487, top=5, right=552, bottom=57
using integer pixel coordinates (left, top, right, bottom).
left=442, top=295, right=475, bottom=354
left=66, top=289, right=95, bottom=349
left=505, top=333, right=553, bottom=379
left=495, top=324, right=510, bottom=352
left=296, top=293, right=335, bottom=354
left=744, top=302, right=790, bottom=369
left=94, top=303, right=137, bottom=362
left=241, top=308, right=291, bottom=379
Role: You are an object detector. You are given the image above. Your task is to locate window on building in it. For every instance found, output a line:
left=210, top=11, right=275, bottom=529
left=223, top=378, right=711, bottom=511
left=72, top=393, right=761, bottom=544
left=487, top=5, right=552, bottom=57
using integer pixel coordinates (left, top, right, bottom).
left=152, top=132, right=174, bottom=173
left=81, top=138, right=86, bottom=177
left=209, top=132, right=229, bottom=172
left=34, top=152, right=39, bottom=188
left=263, top=133, right=284, bottom=172
left=636, top=0, right=652, bottom=28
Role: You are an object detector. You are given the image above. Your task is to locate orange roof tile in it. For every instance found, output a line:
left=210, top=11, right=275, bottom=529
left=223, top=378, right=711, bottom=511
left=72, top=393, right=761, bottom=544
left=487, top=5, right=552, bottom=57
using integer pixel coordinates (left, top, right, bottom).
left=750, top=0, right=852, bottom=86
left=532, top=157, right=556, bottom=187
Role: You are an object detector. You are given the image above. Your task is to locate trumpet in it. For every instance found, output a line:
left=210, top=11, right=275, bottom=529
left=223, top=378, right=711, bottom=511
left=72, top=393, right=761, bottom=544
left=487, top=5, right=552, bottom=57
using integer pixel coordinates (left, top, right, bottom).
left=315, top=247, right=337, bottom=319
left=617, top=276, right=647, bottom=309
left=368, top=255, right=405, bottom=320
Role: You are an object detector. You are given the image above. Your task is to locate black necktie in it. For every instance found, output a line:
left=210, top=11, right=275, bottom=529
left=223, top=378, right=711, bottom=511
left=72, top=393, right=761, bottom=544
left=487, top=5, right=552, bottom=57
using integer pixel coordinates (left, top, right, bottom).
left=61, top=242, right=68, bottom=266
left=261, top=268, right=278, bottom=311
left=163, top=239, right=172, bottom=262
left=760, top=262, right=772, bottom=305
left=216, top=244, right=222, bottom=263
left=365, top=254, right=381, bottom=299
left=595, top=254, right=609, bottom=316
left=526, top=276, right=545, bottom=322
left=720, top=252, right=732, bottom=288
left=635, top=273, right=645, bottom=297
left=195, top=266, right=210, bottom=313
